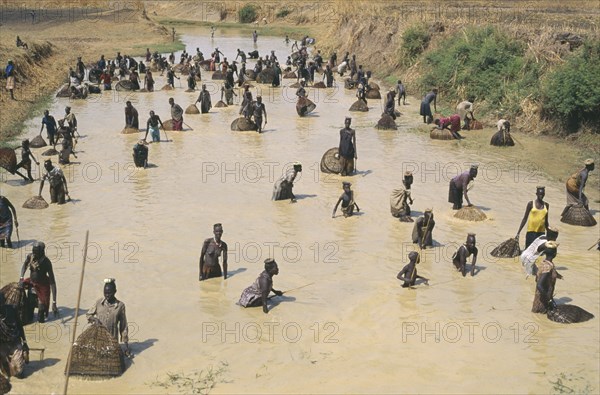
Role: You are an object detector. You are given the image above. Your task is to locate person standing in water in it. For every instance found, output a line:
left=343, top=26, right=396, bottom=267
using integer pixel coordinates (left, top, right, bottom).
left=452, top=233, right=478, bottom=277
left=448, top=164, right=478, bottom=210
left=412, top=209, right=435, bottom=249
left=532, top=241, right=562, bottom=313
left=338, top=117, right=357, bottom=176
left=0, top=195, right=18, bottom=249
left=144, top=111, right=164, bottom=143
left=565, top=159, right=594, bottom=210
left=516, top=186, right=550, bottom=248
left=397, top=251, right=429, bottom=288
left=272, top=163, right=302, bottom=202
left=199, top=223, right=228, bottom=281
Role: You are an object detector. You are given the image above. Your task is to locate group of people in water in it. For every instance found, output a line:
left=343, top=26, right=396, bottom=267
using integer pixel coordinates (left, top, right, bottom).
left=1, top=29, right=597, bottom=387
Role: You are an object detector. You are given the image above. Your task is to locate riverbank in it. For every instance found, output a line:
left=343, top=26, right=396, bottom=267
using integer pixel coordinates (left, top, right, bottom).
left=0, top=6, right=183, bottom=146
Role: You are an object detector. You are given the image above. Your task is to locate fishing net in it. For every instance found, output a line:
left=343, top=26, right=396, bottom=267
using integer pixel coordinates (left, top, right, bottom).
left=349, top=100, right=368, bottom=112
left=0, top=374, right=10, bottom=394
left=365, top=89, right=381, bottom=99
left=120, top=127, right=139, bottom=135
left=469, top=120, right=483, bottom=130
left=67, top=322, right=125, bottom=378
left=0, top=148, right=17, bottom=174
left=30, top=135, right=47, bottom=148
left=375, top=114, right=397, bottom=130
left=22, top=196, right=49, bottom=209
left=454, top=206, right=487, bottom=221
left=369, top=82, right=380, bottom=90
left=256, top=69, right=275, bottom=84
left=115, top=80, right=134, bottom=91
left=490, top=130, right=515, bottom=146
left=296, top=97, right=316, bottom=116
left=320, top=147, right=343, bottom=174
left=547, top=304, right=594, bottom=324
left=490, top=238, right=521, bottom=258
left=230, top=117, right=257, bottom=131
left=283, top=71, right=297, bottom=79
left=313, top=81, right=326, bottom=89
left=162, top=120, right=174, bottom=131
left=214, top=101, right=228, bottom=108
left=42, top=148, right=59, bottom=156
left=430, top=129, right=454, bottom=140
left=560, top=204, right=597, bottom=227
left=185, top=104, right=200, bottom=114
left=0, top=283, right=28, bottom=325
left=160, top=84, right=174, bottom=91
left=56, top=83, right=71, bottom=98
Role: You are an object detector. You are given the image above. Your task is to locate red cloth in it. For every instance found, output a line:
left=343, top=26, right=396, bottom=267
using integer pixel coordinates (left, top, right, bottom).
left=440, top=114, right=461, bottom=133
left=23, top=278, right=50, bottom=308
left=172, top=119, right=183, bottom=131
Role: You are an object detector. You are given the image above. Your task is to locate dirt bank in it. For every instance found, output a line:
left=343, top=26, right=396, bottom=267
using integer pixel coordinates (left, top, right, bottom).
left=0, top=2, right=181, bottom=145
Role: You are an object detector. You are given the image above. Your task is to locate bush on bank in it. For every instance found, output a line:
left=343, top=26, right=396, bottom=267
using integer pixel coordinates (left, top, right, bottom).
left=401, top=24, right=431, bottom=66
left=239, top=5, right=257, bottom=23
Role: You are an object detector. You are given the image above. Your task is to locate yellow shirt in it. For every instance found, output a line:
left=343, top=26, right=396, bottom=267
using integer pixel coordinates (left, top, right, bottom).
left=527, top=201, right=547, bottom=233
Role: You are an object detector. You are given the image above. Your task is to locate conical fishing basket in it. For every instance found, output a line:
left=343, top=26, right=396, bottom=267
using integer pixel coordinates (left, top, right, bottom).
left=560, top=204, right=597, bottom=227
left=313, top=81, right=326, bottom=89
left=430, top=129, right=454, bottom=140
left=67, top=323, right=125, bottom=378
left=349, top=100, right=368, bottom=112
left=0, top=148, right=17, bottom=174
left=289, top=82, right=301, bottom=89
left=120, top=127, right=139, bottom=135
left=256, top=69, right=274, bottom=84
left=0, top=373, right=10, bottom=394
left=185, top=104, right=200, bottom=114
left=320, top=147, right=342, bottom=174
left=211, top=70, right=225, bottom=80
left=369, top=82, right=380, bottom=90
left=490, top=238, right=521, bottom=258
left=56, top=83, right=70, bottom=98
left=42, top=148, right=59, bottom=156
left=30, top=135, right=47, bottom=148
left=296, top=97, right=316, bottom=116
left=0, top=282, right=28, bottom=324
left=469, top=120, right=483, bottom=130
left=547, top=304, right=594, bottom=324
left=490, top=130, right=514, bottom=146
left=115, top=80, right=134, bottom=91
left=365, top=89, right=381, bottom=99
left=162, top=119, right=174, bottom=131
left=22, top=196, right=49, bottom=209
left=214, top=100, right=228, bottom=108
left=230, top=117, right=257, bottom=131
left=283, top=71, right=297, bottom=79
left=454, top=206, right=487, bottom=221
left=160, top=84, right=174, bottom=91
left=375, top=114, right=397, bottom=130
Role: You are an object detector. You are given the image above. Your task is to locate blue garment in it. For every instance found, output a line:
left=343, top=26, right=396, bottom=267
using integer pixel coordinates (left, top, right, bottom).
left=42, top=115, right=57, bottom=135
left=5, top=64, right=14, bottom=76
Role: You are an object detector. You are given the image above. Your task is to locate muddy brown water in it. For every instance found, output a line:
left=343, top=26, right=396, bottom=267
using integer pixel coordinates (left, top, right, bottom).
left=1, top=27, right=598, bottom=394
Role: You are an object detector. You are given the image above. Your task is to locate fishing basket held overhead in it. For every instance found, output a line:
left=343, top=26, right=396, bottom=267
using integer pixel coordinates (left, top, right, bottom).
left=67, top=322, right=125, bottom=378
left=490, top=238, right=521, bottom=258
left=30, top=135, right=48, bottom=148
left=375, top=114, right=397, bottom=130
left=22, top=196, right=49, bottom=209
left=430, top=129, right=454, bottom=140
left=0, top=282, right=28, bottom=324
left=560, top=204, right=597, bottom=227
left=547, top=304, right=594, bottom=324
left=349, top=100, right=368, bottom=112
left=320, top=147, right=343, bottom=174
left=185, top=104, right=200, bottom=114
left=230, top=117, right=257, bottom=131
left=454, top=206, right=487, bottom=221
left=0, top=148, right=17, bottom=174
left=296, top=97, right=316, bottom=116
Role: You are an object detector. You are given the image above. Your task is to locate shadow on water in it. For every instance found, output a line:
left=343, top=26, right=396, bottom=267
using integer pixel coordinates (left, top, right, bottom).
left=555, top=296, right=573, bottom=304
left=294, top=194, right=317, bottom=200
left=268, top=295, right=296, bottom=311
left=55, top=307, right=89, bottom=324
left=227, top=267, right=247, bottom=278
left=7, top=239, right=37, bottom=249
left=125, top=338, right=158, bottom=368
left=23, top=357, right=60, bottom=377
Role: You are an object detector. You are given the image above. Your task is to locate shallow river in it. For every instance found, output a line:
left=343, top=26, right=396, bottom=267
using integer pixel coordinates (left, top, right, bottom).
left=2, top=27, right=598, bottom=394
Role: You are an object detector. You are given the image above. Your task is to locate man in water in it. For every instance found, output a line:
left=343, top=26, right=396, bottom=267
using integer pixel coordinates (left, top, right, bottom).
left=238, top=259, right=283, bottom=314
left=565, top=159, right=594, bottom=210
left=144, top=69, right=154, bottom=92
left=19, top=241, right=58, bottom=323
left=532, top=241, right=562, bottom=313
left=420, top=88, right=437, bottom=124
left=411, top=208, right=435, bottom=249
left=391, top=171, right=414, bottom=222
left=169, top=98, right=184, bottom=131
left=196, top=84, right=212, bottom=114
left=520, top=227, right=558, bottom=278
left=323, top=64, right=334, bottom=88
left=252, top=95, right=267, bottom=133
left=516, top=186, right=550, bottom=248
left=332, top=181, right=360, bottom=218
left=273, top=162, right=302, bottom=202
left=384, top=89, right=397, bottom=120
left=235, top=49, right=247, bottom=63
left=452, top=233, right=478, bottom=277
left=124, top=101, right=139, bottom=129
left=199, top=223, right=228, bottom=281
left=338, top=117, right=357, bottom=176
left=0, top=195, right=18, bottom=248
left=166, top=66, right=179, bottom=88
left=397, top=251, right=429, bottom=288
left=144, top=111, right=164, bottom=143
left=62, top=106, right=78, bottom=137
left=448, top=164, right=478, bottom=210
left=0, top=293, right=29, bottom=378
left=86, top=278, right=131, bottom=357
left=132, top=140, right=148, bottom=168
left=396, top=80, right=406, bottom=105
left=38, top=159, right=69, bottom=205
left=456, top=97, right=475, bottom=130
left=40, top=110, right=58, bottom=146
left=15, top=139, right=39, bottom=182
left=433, top=114, right=463, bottom=139
left=221, top=81, right=237, bottom=105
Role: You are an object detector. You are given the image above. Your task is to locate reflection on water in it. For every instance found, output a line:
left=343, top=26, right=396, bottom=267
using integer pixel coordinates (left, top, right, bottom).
left=1, top=27, right=598, bottom=394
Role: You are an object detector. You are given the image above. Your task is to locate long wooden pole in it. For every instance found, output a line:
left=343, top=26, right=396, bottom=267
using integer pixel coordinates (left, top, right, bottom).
left=63, top=230, right=89, bottom=395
